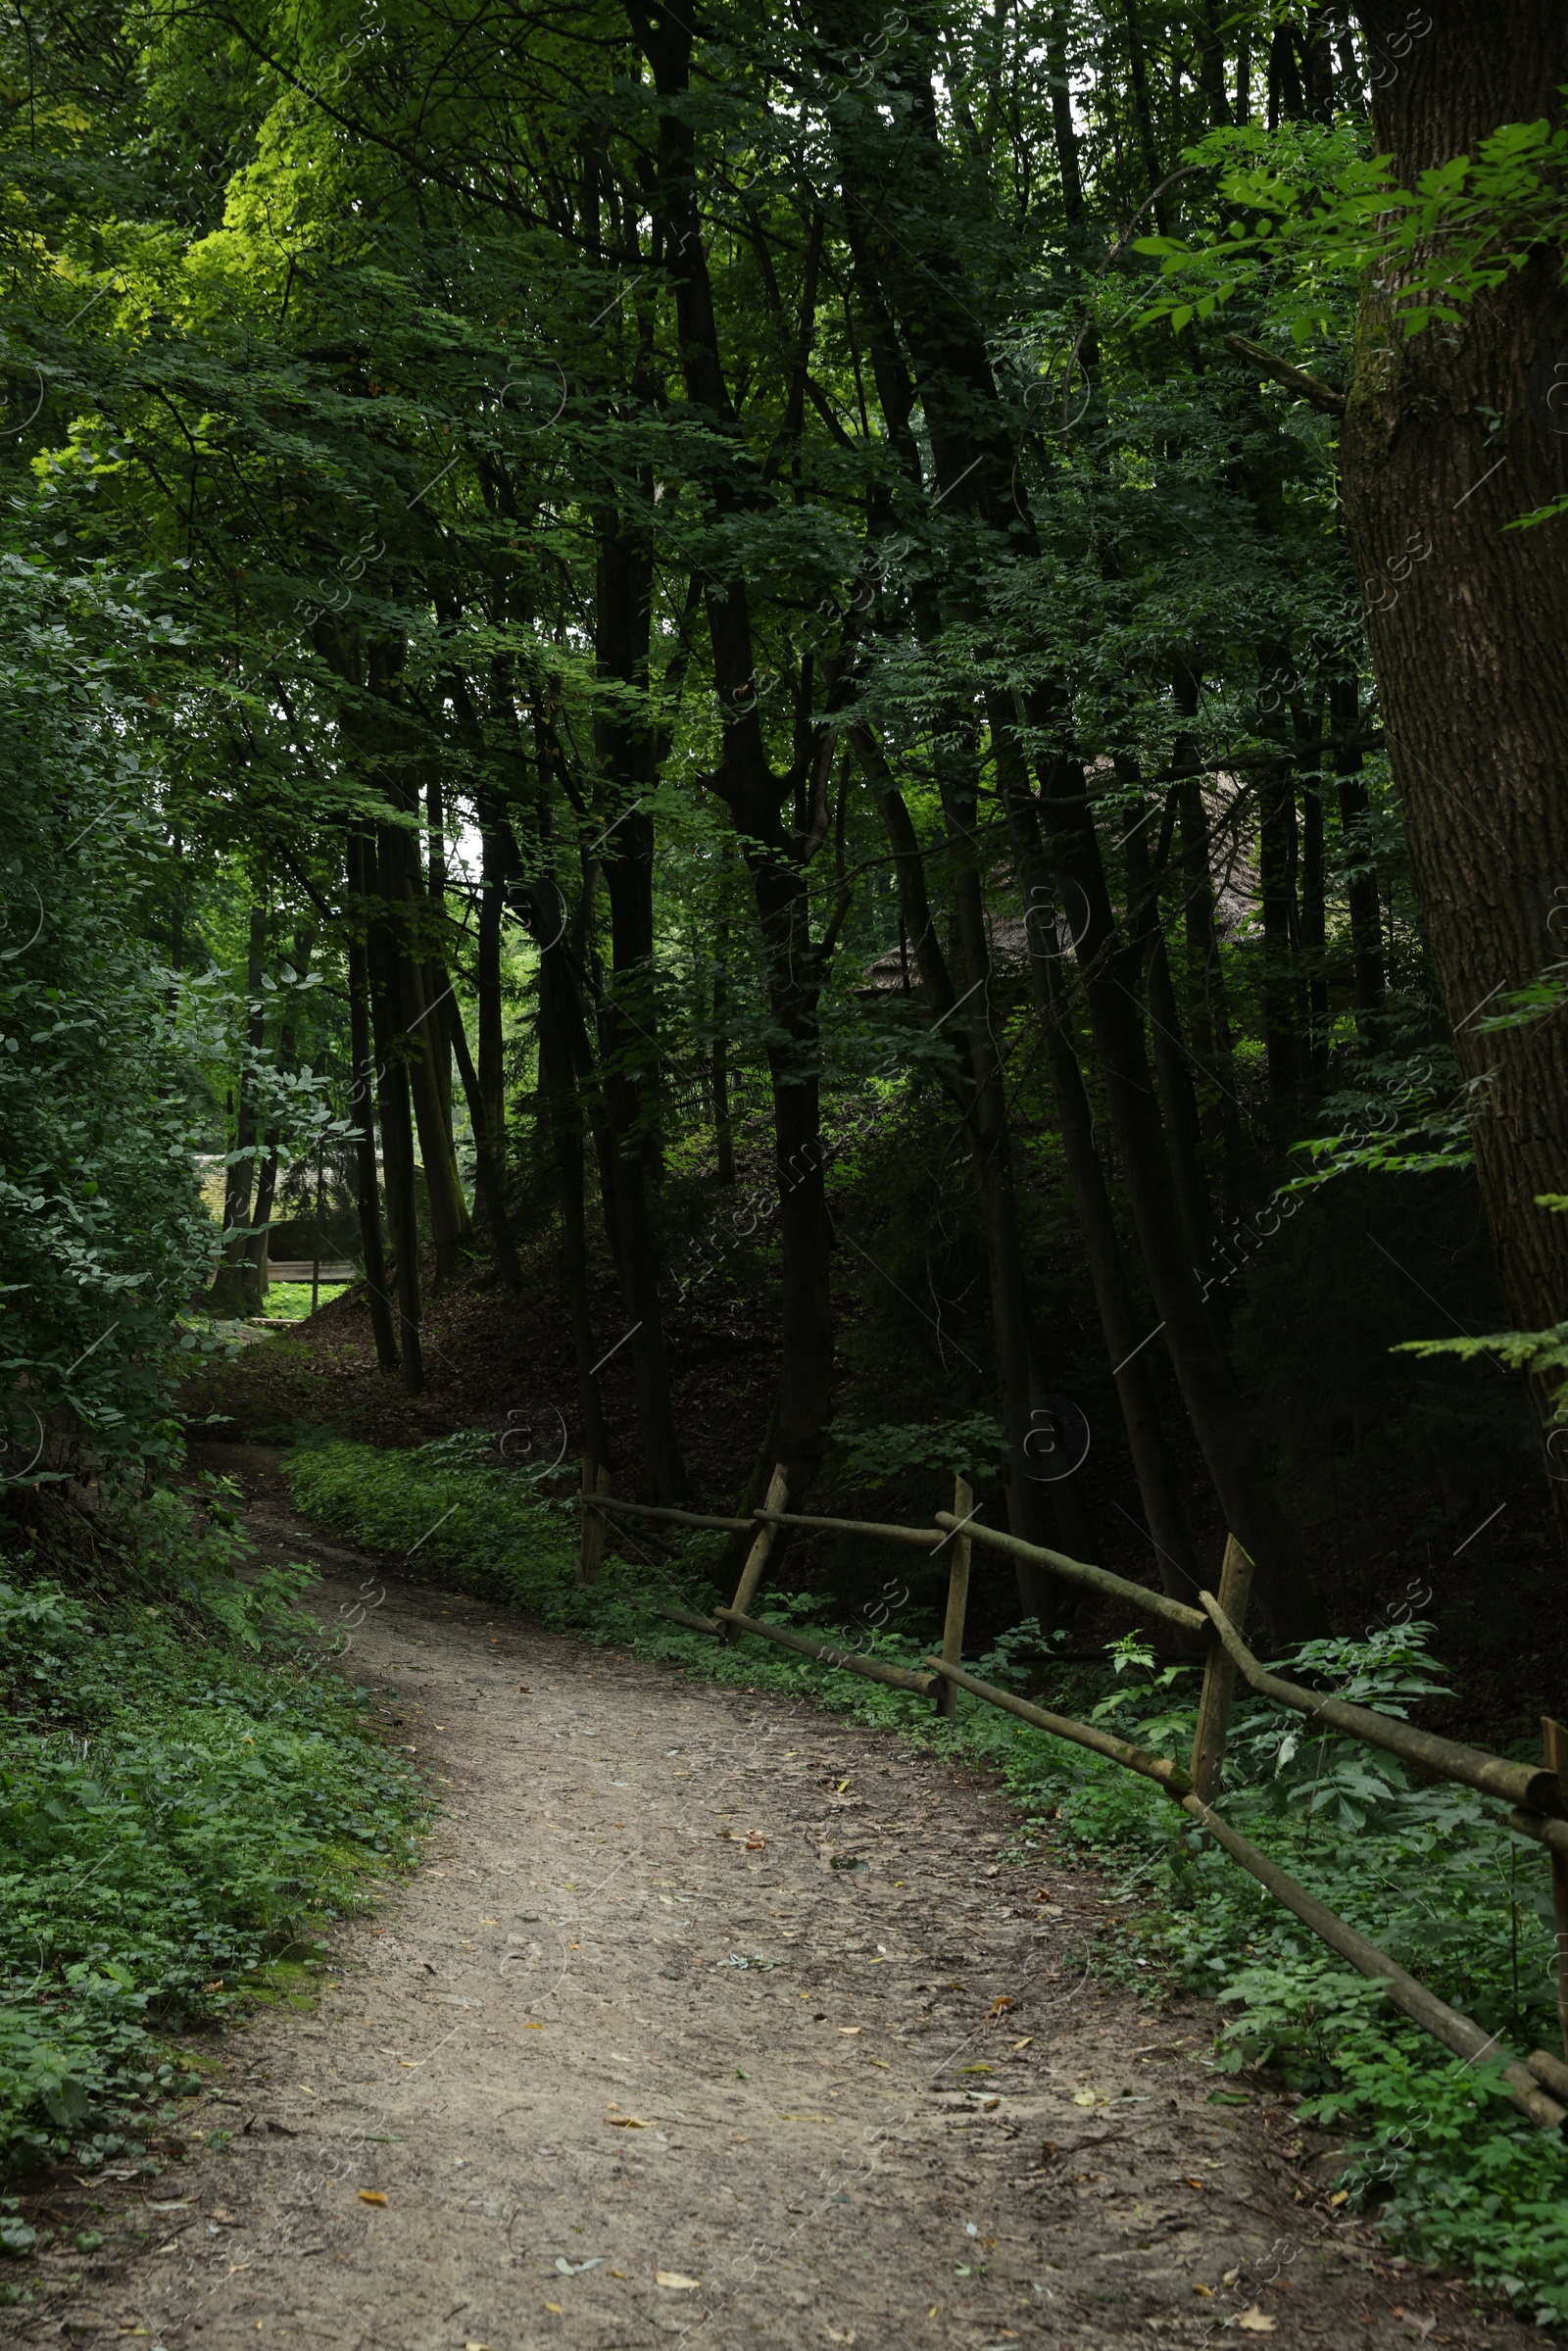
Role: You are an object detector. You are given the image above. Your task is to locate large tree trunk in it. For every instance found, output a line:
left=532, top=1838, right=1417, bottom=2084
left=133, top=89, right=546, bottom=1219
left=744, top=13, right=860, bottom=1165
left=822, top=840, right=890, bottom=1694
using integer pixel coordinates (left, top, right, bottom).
left=1343, top=2, right=1568, bottom=1496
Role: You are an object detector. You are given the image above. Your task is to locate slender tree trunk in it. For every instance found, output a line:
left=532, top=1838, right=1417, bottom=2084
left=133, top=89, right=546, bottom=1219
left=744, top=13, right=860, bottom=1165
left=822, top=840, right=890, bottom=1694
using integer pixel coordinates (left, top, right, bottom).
left=1124, top=777, right=1210, bottom=1270
left=1258, top=765, right=1300, bottom=1103
left=940, top=716, right=1099, bottom=1586
left=596, top=507, right=686, bottom=1503
left=1047, top=6, right=1085, bottom=224
left=1043, top=753, right=1325, bottom=1641
left=365, top=868, right=424, bottom=1397
left=999, top=774, right=1202, bottom=1609
left=425, top=769, right=453, bottom=1129
left=210, top=905, right=267, bottom=1316
left=538, top=928, right=612, bottom=1478
left=447, top=1001, right=523, bottom=1295
left=379, top=822, right=473, bottom=1285
left=634, top=0, right=839, bottom=1495
left=1300, top=759, right=1330, bottom=1088
left=860, top=726, right=1098, bottom=1610
left=346, top=835, right=400, bottom=1374
left=244, top=922, right=316, bottom=1309
left=476, top=852, right=507, bottom=1174
left=712, top=884, right=736, bottom=1186
left=1343, top=0, right=1568, bottom=1512
left=1329, top=673, right=1386, bottom=1036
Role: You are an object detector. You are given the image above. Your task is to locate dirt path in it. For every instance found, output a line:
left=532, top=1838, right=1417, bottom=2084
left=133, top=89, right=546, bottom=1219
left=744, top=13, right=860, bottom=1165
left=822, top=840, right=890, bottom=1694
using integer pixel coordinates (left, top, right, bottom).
left=8, top=1461, right=1534, bottom=2351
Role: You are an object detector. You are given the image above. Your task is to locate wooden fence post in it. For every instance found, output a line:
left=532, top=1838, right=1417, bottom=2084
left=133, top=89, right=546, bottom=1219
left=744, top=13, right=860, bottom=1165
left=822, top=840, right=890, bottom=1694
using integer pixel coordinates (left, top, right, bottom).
left=577, top=1461, right=611, bottom=1589
left=1544, top=1717, right=1568, bottom=2060
left=936, top=1474, right=973, bottom=1722
left=723, top=1463, right=789, bottom=1641
left=1189, top=1535, right=1253, bottom=1805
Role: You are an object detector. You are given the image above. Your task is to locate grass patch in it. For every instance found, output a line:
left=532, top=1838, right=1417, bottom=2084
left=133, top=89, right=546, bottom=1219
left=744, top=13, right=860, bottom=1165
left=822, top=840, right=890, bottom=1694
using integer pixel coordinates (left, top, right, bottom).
left=256, top=1281, right=348, bottom=1323
left=285, top=1431, right=1568, bottom=2327
left=0, top=1478, right=424, bottom=2178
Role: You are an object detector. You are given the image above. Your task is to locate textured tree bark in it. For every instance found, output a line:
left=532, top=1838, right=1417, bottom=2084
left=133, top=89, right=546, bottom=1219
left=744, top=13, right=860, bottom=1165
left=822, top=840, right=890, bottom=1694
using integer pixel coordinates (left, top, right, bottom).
left=1343, top=3, right=1568, bottom=1489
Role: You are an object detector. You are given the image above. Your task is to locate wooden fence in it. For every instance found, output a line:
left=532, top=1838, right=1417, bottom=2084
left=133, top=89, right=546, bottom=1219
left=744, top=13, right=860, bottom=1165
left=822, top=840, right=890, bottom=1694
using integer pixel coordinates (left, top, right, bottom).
left=579, top=1464, right=1568, bottom=2132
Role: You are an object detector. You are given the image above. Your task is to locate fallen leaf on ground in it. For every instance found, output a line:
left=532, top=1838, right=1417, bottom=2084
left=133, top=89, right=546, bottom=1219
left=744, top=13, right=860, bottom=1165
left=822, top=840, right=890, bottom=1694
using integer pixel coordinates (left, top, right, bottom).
left=357, top=2191, right=388, bottom=2207
left=1072, top=2088, right=1098, bottom=2108
left=1329, top=2189, right=1349, bottom=2206
left=1192, top=2283, right=1214, bottom=2298
left=525, top=2022, right=543, bottom=2031
left=990, top=1996, right=1014, bottom=2013
left=1010, top=2036, right=1034, bottom=2050
left=656, top=2271, right=702, bottom=2290
left=544, top=2303, right=562, bottom=2314
left=1235, top=2308, right=1277, bottom=2333
left=838, top=2027, right=861, bottom=2036
left=606, top=2115, right=650, bottom=2128
left=1182, top=2175, right=1204, bottom=2189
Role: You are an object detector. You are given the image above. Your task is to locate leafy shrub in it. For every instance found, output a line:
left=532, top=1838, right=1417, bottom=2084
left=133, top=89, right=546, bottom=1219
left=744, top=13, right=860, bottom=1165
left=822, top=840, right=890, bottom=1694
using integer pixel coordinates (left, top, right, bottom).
left=0, top=1489, right=422, bottom=2173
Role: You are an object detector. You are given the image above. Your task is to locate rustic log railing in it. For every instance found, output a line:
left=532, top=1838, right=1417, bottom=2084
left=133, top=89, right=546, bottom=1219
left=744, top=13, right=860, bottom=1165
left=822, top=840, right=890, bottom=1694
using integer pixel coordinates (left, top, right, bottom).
left=582, top=1466, right=1568, bottom=2131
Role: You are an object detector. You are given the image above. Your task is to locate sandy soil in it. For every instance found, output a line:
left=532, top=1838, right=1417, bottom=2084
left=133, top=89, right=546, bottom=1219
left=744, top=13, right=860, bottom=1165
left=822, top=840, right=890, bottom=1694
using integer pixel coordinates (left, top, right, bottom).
left=4, top=1462, right=1541, bottom=2351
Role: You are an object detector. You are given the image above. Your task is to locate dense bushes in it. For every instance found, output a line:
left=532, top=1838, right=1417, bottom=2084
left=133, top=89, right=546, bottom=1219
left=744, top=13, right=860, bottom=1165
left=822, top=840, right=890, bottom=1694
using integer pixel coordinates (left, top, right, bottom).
left=0, top=1484, right=422, bottom=2175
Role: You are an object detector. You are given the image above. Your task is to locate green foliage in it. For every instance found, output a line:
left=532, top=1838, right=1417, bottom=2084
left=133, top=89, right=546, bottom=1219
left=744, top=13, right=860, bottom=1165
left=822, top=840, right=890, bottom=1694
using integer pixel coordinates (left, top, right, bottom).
left=826, top=1411, right=1007, bottom=1491
left=0, top=554, right=224, bottom=1480
left=1138, top=114, right=1568, bottom=348
left=0, top=1491, right=421, bottom=2173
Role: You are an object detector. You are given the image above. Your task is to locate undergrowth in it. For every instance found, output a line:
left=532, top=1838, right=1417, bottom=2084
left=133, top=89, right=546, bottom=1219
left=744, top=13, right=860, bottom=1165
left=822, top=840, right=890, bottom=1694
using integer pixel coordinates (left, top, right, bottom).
left=0, top=1478, right=423, bottom=2186
left=286, top=1430, right=1568, bottom=2327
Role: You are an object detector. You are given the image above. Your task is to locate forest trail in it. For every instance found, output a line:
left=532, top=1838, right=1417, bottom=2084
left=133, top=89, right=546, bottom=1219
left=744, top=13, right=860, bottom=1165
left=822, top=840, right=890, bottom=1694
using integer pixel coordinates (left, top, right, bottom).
left=17, top=1459, right=1524, bottom=2351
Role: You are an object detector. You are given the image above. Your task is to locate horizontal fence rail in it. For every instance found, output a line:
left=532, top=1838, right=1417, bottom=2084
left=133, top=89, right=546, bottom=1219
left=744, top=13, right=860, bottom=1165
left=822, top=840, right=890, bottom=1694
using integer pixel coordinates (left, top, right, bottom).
left=582, top=1467, right=1568, bottom=2131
